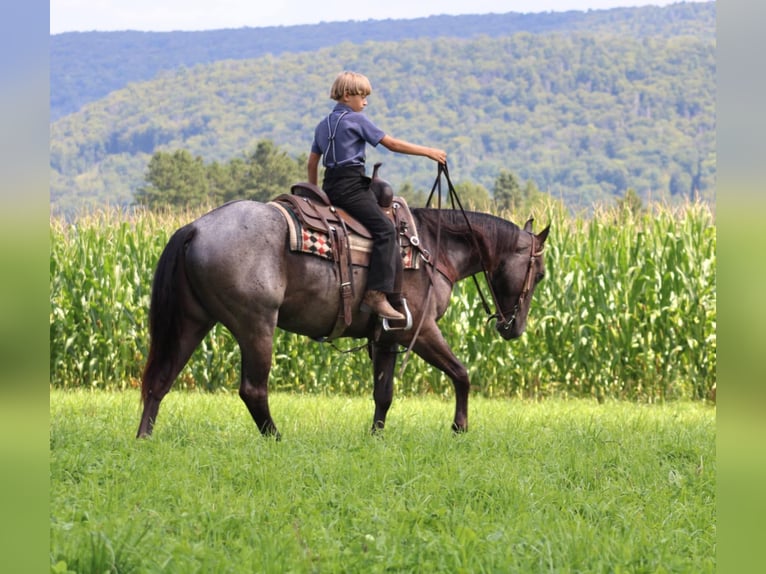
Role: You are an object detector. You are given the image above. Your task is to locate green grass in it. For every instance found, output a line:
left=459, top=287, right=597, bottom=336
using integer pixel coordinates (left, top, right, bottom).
left=50, top=390, right=715, bottom=573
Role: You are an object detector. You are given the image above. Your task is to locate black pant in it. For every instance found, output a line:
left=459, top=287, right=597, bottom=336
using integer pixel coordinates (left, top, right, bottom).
left=323, top=166, right=401, bottom=294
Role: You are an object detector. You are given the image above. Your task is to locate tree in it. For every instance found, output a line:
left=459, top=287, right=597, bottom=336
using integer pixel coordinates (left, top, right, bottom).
left=136, top=140, right=306, bottom=211
left=616, top=187, right=644, bottom=215
left=395, top=181, right=427, bottom=206
left=135, top=149, right=209, bottom=209
left=453, top=181, right=491, bottom=211
left=493, top=170, right=521, bottom=212
left=229, top=140, right=305, bottom=202
left=669, top=171, right=692, bottom=198
left=492, top=169, right=546, bottom=216
left=206, top=159, right=242, bottom=205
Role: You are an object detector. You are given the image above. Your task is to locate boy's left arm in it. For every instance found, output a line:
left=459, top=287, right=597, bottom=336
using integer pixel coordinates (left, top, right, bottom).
left=307, top=152, right=321, bottom=185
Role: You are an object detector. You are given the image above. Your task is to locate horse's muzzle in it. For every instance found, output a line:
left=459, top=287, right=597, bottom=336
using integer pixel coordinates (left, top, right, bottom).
left=490, top=314, right=521, bottom=340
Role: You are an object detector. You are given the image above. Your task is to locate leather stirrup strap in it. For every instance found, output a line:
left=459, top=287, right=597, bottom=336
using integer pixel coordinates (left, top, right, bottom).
left=311, top=205, right=354, bottom=339
left=333, top=225, right=353, bottom=326
left=326, top=212, right=357, bottom=339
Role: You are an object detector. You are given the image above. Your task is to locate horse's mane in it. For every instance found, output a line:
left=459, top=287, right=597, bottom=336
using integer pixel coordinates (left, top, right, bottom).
left=412, top=208, right=522, bottom=269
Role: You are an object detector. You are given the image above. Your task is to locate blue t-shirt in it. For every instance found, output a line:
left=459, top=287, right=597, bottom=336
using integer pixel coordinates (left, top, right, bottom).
left=311, top=103, right=386, bottom=169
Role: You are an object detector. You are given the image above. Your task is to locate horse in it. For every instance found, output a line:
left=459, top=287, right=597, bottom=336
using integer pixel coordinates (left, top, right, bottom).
left=136, top=198, right=549, bottom=439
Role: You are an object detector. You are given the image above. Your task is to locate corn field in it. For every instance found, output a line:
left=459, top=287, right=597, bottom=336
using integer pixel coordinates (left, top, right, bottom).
left=49, top=200, right=716, bottom=401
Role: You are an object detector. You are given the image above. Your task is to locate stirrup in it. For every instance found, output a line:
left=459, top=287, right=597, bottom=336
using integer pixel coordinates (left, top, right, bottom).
left=382, top=299, right=413, bottom=332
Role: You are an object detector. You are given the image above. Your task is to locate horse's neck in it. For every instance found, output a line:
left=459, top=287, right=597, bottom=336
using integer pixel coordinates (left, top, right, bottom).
left=424, top=211, right=493, bottom=281
left=446, top=236, right=489, bottom=280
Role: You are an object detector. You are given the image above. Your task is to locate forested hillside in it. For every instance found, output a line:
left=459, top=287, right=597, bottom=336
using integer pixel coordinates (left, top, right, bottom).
left=50, top=2, right=714, bottom=121
left=49, top=3, right=715, bottom=217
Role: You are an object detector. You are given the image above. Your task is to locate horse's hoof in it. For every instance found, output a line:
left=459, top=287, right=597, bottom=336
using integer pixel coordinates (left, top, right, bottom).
left=259, top=423, right=281, bottom=441
left=451, top=422, right=468, bottom=434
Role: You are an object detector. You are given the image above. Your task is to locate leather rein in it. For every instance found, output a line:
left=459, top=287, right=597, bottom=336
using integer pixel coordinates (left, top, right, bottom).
left=395, top=163, right=543, bottom=376
left=425, top=163, right=544, bottom=333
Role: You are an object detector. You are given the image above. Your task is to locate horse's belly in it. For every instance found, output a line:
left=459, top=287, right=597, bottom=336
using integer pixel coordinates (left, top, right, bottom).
left=278, top=261, right=369, bottom=338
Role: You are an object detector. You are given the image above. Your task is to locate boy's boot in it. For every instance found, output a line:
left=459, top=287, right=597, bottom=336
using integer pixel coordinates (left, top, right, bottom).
left=361, top=290, right=405, bottom=321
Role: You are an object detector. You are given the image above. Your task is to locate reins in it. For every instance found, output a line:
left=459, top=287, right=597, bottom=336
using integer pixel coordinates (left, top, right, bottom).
left=425, top=163, right=509, bottom=325
left=399, top=162, right=512, bottom=376
left=423, top=163, right=546, bottom=332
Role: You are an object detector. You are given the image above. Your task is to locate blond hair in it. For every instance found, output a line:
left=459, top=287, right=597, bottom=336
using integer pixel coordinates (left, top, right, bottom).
left=329, top=71, right=372, bottom=101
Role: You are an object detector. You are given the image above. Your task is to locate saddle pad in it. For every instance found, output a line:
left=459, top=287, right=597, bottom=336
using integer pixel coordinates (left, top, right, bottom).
left=269, top=201, right=419, bottom=269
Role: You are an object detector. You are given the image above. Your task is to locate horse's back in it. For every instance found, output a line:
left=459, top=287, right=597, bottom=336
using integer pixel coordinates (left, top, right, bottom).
left=184, top=201, right=289, bottom=311
left=191, top=200, right=285, bottom=249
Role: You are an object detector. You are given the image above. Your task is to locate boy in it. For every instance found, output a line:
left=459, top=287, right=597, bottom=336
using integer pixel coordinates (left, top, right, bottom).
left=308, top=71, right=447, bottom=321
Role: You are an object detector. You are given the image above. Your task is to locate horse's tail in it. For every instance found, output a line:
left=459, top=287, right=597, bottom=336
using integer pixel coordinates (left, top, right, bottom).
left=141, top=224, right=197, bottom=403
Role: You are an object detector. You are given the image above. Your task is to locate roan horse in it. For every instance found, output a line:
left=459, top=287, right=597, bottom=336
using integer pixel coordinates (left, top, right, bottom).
left=136, top=191, right=549, bottom=438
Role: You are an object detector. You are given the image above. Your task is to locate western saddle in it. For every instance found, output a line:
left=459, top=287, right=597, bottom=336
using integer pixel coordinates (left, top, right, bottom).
left=271, top=163, right=422, bottom=339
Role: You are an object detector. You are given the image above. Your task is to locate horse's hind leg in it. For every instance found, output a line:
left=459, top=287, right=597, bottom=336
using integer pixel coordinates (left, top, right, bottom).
left=370, top=341, right=399, bottom=432
left=136, top=319, right=212, bottom=438
left=238, top=326, right=280, bottom=438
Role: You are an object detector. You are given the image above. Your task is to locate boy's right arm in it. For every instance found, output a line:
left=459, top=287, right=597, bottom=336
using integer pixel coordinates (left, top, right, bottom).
left=379, top=135, right=447, bottom=165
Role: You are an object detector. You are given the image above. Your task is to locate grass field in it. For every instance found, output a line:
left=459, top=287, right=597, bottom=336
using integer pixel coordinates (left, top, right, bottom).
left=50, top=390, right=715, bottom=573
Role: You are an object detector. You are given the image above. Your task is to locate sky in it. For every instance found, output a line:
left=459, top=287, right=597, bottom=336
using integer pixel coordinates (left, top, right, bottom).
left=49, top=0, right=704, bottom=35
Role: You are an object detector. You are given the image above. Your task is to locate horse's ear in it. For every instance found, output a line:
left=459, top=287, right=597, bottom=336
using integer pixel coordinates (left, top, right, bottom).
left=523, top=217, right=535, bottom=232
left=536, top=224, right=551, bottom=245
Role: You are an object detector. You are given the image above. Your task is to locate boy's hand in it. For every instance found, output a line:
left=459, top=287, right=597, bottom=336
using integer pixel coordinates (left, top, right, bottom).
left=429, top=148, right=447, bottom=165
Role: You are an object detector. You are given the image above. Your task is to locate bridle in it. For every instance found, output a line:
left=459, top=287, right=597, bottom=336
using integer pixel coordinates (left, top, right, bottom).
left=490, top=234, right=545, bottom=333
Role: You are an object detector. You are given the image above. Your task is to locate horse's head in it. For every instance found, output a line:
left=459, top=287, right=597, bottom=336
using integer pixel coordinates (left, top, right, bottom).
left=490, top=218, right=550, bottom=340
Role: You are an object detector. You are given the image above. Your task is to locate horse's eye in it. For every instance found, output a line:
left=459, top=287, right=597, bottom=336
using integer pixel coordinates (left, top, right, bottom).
left=536, top=272, right=545, bottom=282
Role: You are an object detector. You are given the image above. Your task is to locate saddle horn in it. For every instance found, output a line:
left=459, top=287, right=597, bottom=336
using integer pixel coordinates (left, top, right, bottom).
left=370, top=162, right=394, bottom=208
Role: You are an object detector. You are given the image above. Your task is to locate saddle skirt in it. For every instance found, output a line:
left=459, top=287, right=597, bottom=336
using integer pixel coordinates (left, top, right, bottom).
left=269, top=187, right=421, bottom=270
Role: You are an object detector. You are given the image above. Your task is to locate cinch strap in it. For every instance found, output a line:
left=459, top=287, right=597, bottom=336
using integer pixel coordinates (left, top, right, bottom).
left=323, top=111, right=349, bottom=168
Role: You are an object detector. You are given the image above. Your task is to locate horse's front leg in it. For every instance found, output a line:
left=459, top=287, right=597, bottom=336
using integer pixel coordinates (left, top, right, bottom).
left=369, top=341, right=399, bottom=432
left=411, top=324, right=471, bottom=432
